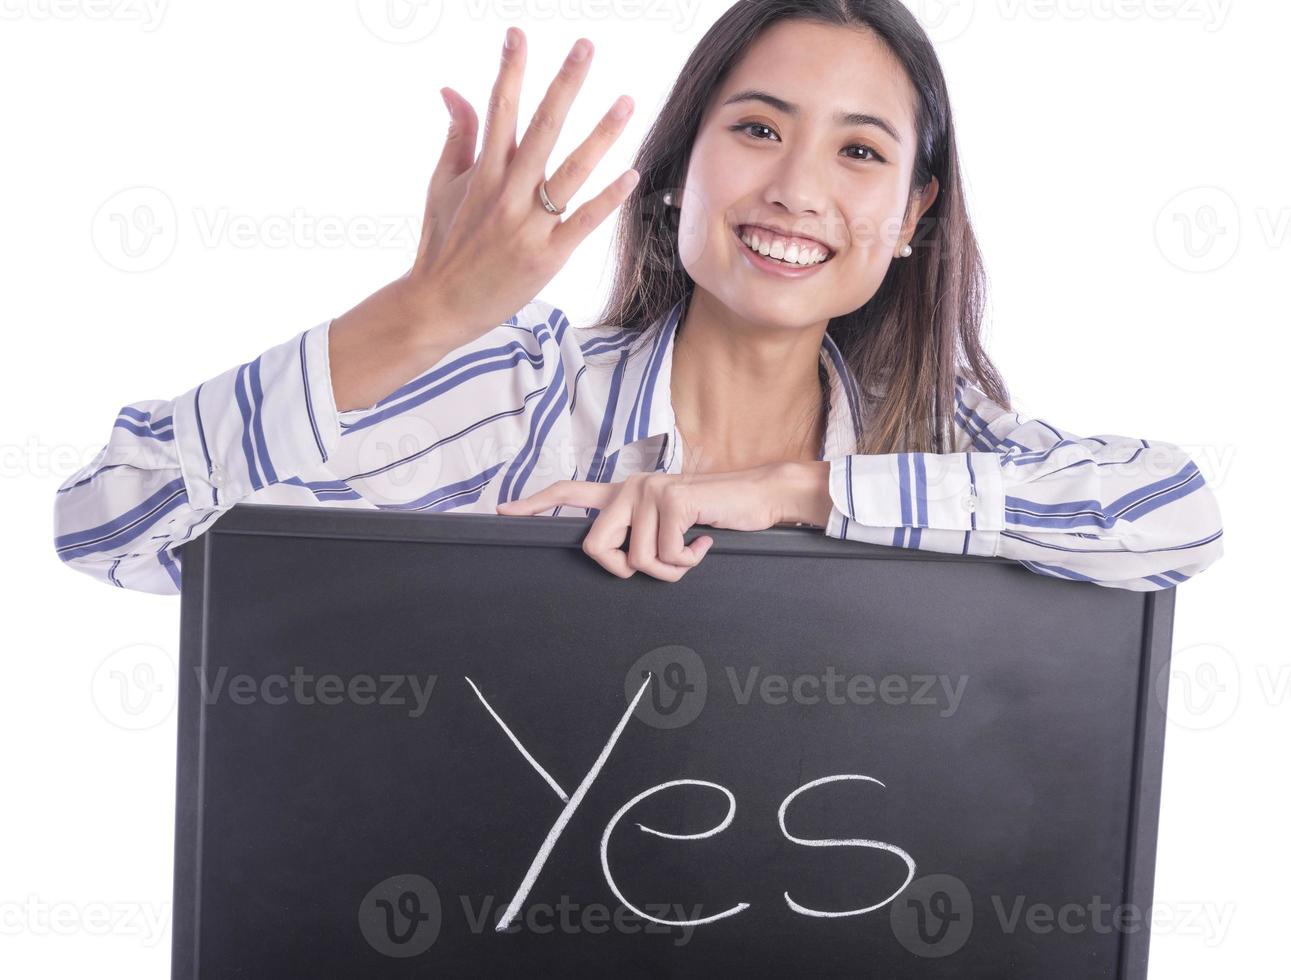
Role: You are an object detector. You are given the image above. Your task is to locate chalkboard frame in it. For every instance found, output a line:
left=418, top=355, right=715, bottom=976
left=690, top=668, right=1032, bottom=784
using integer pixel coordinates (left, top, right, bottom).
left=172, top=502, right=1175, bottom=979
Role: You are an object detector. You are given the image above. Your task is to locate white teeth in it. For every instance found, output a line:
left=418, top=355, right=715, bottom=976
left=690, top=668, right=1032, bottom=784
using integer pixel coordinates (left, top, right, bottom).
left=738, top=227, right=830, bottom=267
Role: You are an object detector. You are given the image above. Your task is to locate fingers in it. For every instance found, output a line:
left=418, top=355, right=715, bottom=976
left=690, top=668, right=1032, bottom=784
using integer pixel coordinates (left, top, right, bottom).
left=550, top=168, right=640, bottom=255
left=418, top=87, right=478, bottom=266
left=478, top=27, right=527, bottom=178
left=625, top=497, right=657, bottom=570
left=539, top=93, right=635, bottom=221
left=433, top=87, right=478, bottom=184
left=508, top=37, right=597, bottom=192
left=656, top=496, right=709, bottom=567
left=590, top=517, right=690, bottom=583
left=496, top=480, right=610, bottom=514
left=581, top=499, right=636, bottom=579
left=495, top=477, right=711, bottom=582
left=584, top=481, right=697, bottom=582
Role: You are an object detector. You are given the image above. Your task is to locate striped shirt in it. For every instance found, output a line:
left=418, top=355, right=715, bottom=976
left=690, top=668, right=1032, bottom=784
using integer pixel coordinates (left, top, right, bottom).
left=53, top=297, right=1224, bottom=595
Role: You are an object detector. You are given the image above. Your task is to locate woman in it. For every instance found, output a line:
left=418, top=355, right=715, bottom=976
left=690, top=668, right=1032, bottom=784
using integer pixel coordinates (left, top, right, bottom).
left=53, top=0, right=1223, bottom=594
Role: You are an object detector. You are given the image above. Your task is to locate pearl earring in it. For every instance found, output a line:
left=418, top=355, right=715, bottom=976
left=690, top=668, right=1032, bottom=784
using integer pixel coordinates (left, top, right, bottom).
left=663, top=191, right=674, bottom=206
left=899, top=243, right=912, bottom=258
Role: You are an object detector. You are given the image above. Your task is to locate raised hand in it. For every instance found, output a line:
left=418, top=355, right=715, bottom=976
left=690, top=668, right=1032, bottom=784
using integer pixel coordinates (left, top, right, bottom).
left=329, top=27, right=637, bottom=412
left=411, top=27, right=638, bottom=334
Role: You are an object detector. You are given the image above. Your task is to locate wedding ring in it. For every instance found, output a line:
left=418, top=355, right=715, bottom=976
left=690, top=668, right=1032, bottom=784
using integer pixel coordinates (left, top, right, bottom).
left=538, top=180, right=566, bottom=215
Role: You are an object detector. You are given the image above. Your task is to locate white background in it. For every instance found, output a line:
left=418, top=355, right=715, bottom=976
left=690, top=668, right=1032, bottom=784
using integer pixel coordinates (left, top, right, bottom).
left=2, top=0, right=1284, bottom=976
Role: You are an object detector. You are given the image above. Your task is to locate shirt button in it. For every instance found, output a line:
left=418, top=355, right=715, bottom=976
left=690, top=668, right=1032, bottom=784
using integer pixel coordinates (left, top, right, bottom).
left=961, top=495, right=978, bottom=511
left=210, top=466, right=224, bottom=488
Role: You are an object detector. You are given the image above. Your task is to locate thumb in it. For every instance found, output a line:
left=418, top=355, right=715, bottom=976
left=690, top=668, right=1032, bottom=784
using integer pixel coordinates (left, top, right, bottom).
left=433, top=87, right=478, bottom=181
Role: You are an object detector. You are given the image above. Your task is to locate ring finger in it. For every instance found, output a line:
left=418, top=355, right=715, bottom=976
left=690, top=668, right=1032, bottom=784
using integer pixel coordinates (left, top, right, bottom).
left=537, top=92, right=634, bottom=216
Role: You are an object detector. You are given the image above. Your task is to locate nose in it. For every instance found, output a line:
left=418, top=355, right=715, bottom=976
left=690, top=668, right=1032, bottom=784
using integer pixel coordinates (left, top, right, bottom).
left=760, top=147, right=827, bottom=216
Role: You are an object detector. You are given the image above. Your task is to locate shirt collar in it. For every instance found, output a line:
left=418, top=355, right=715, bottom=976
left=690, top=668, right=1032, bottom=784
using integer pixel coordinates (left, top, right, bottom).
left=585, top=297, right=864, bottom=463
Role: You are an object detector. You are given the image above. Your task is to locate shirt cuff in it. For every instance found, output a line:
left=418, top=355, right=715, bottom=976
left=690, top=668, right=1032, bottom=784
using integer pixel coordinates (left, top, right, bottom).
left=171, top=319, right=340, bottom=510
left=826, top=452, right=1005, bottom=534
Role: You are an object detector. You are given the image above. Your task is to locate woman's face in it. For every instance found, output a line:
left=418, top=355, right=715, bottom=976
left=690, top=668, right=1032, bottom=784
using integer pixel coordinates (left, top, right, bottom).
left=677, top=20, right=938, bottom=330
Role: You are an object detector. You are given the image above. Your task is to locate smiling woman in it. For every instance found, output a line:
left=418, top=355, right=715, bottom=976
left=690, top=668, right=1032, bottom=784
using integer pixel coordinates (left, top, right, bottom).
left=52, top=0, right=1222, bottom=594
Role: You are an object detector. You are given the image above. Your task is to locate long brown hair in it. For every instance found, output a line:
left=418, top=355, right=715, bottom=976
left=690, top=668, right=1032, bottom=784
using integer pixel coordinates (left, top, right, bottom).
left=590, top=0, right=1010, bottom=455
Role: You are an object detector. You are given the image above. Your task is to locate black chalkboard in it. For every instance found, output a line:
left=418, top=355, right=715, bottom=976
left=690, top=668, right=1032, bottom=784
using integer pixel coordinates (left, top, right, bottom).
left=173, top=503, right=1174, bottom=979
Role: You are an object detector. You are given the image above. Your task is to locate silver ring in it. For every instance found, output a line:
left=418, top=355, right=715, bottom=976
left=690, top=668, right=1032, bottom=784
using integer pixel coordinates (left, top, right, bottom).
left=538, top=180, right=566, bottom=216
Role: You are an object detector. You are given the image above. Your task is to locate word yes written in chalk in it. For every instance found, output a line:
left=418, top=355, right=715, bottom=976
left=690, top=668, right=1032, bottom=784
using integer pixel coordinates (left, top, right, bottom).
left=461, top=673, right=917, bottom=933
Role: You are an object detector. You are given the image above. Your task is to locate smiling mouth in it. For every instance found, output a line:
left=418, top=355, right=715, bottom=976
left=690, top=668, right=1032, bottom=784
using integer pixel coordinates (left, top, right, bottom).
left=734, top=225, right=836, bottom=267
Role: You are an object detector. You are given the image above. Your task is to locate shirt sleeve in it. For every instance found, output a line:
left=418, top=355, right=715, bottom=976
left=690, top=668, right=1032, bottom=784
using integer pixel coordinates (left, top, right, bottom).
left=52, top=298, right=572, bottom=596
left=821, top=375, right=1224, bottom=591
left=53, top=318, right=354, bottom=595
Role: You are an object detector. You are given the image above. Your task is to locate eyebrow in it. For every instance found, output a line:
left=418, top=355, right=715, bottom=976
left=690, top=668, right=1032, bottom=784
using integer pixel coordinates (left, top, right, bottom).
left=720, top=89, right=903, bottom=146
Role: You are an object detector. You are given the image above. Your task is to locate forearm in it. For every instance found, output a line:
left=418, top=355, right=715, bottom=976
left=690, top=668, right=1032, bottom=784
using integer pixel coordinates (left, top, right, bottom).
left=777, top=460, right=834, bottom=527
left=327, top=278, right=490, bottom=413
left=55, top=318, right=343, bottom=595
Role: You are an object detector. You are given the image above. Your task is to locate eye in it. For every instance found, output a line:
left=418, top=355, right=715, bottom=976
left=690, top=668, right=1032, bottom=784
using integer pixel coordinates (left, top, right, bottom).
left=731, top=121, right=780, bottom=142
left=728, top=122, right=886, bottom=164
left=843, top=143, right=886, bottom=164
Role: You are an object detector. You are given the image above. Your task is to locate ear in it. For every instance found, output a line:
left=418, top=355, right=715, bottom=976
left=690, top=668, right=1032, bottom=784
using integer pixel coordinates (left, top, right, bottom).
left=899, top=175, right=939, bottom=247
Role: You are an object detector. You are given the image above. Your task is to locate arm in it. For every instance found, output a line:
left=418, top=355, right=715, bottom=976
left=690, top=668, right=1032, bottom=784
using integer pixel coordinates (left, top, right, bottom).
left=52, top=320, right=363, bottom=595
left=54, top=30, right=641, bottom=596
left=52, top=299, right=567, bottom=595
left=803, top=376, right=1223, bottom=591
